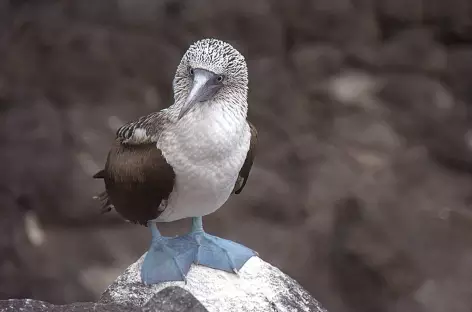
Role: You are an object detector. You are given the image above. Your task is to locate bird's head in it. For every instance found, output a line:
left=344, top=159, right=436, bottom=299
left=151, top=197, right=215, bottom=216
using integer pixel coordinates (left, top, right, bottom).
left=173, top=39, right=248, bottom=120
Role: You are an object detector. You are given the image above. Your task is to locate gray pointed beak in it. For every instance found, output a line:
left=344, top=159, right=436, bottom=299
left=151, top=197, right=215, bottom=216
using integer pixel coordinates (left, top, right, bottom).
left=178, top=68, right=223, bottom=120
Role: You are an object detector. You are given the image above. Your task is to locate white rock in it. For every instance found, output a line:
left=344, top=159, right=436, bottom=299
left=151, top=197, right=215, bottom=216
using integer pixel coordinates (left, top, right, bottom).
left=100, top=255, right=327, bottom=312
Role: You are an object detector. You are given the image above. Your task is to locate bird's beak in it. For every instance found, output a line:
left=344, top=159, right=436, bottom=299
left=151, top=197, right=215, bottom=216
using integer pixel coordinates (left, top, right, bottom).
left=178, top=68, right=222, bottom=120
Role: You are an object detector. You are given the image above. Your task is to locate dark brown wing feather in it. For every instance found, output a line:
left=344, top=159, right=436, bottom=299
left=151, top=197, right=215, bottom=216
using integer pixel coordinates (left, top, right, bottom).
left=94, top=139, right=175, bottom=226
left=234, top=121, right=257, bottom=194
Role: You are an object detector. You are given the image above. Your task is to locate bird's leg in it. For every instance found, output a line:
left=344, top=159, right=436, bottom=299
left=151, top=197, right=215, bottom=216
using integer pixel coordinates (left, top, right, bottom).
left=140, top=222, right=194, bottom=285
left=190, top=216, right=204, bottom=233
left=187, top=216, right=256, bottom=274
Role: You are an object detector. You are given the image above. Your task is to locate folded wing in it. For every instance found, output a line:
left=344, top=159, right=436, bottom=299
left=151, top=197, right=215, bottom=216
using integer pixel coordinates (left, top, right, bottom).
left=93, top=113, right=175, bottom=226
left=234, top=121, right=257, bottom=194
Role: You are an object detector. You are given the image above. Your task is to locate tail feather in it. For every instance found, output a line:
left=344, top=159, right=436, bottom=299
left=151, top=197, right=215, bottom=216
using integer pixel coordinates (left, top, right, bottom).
left=93, top=190, right=114, bottom=214
left=93, top=169, right=105, bottom=179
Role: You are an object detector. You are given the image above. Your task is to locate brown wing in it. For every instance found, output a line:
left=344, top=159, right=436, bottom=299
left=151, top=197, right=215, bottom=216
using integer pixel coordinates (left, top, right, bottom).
left=94, top=139, right=175, bottom=226
left=234, top=121, right=257, bottom=194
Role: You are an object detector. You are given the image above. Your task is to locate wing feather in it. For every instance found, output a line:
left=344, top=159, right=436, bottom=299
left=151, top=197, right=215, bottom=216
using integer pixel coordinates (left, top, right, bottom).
left=94, top=111, right=175, bottom=225
left=116, top=111, right=170, bottom=144
left=234, top=121, right=257, bottom=194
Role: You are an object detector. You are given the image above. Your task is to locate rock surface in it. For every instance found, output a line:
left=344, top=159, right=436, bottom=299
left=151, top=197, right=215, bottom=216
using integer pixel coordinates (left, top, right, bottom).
left=0, top=299, right=136, bottom=312
left=0, top=257, right=325, bottom=312
left=101, top=256, right=326, bottom=312
left=0, top=286, right=207, bottom=312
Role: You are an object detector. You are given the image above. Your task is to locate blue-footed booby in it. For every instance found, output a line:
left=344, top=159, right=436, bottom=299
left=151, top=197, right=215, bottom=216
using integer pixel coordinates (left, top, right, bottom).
left=93, top=38, right=257, bottom=285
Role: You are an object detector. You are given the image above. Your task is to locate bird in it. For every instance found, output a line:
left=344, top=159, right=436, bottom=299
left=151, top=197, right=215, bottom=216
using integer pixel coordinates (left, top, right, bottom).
left=93, top=38, right=258, bottom=285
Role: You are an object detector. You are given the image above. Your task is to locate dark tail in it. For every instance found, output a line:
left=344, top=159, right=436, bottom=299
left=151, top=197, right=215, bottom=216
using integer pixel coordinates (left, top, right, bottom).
left=93, top=169, right=113, bottom=214
left=93, top=191, right=114, bottom=214
left=93, top=169, right=105, bottom=179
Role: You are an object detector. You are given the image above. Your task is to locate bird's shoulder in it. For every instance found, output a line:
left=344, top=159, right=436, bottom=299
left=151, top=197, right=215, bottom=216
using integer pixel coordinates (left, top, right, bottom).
left=116, top=110, right=173, bottom=145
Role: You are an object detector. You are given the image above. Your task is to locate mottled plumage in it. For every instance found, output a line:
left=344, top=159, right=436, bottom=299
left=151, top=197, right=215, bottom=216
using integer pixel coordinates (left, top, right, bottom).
left=116, top=112, right=169, bottom=144
left=93, top=38, right=257, bottom=284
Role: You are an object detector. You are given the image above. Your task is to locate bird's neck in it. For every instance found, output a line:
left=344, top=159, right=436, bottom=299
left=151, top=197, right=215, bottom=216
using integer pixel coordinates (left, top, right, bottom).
left=169, top=96, right=248, bottom=126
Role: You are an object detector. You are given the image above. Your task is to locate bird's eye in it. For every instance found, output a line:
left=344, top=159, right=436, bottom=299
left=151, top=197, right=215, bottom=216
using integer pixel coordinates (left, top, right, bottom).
left=189, top=68, right=194, bottom=76
left=216, top=75, right=224, bottom=82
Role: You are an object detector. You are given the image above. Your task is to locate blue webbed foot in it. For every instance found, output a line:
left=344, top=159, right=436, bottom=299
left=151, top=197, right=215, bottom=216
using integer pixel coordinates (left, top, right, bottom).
left=191, top=231, right=256, bottom=273
left=140, top=223, right=195, bottom=285
left=140, top=218, right=256, bottom=285
left=183, top=217, right=256, bottom=273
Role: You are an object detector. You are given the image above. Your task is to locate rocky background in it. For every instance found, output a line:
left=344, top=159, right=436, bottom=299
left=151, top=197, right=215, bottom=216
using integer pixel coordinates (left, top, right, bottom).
left=0, top=1, right=471, bottom=312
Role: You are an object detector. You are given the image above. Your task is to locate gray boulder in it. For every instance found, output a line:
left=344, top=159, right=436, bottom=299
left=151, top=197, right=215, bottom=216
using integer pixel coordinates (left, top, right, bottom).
left=0, top=299, right=137, bottom=312
left=101, top=255, right=326, bottom=312
left=0, top=256, right=326, bottom=312
left=0, top=287, right=206, bottom=312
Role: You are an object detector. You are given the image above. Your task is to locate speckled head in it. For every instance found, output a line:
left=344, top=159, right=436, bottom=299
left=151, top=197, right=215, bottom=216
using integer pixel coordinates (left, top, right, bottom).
left=183, top=39, right=248, bottom=84
left=173, top=39, right=249, bottom=119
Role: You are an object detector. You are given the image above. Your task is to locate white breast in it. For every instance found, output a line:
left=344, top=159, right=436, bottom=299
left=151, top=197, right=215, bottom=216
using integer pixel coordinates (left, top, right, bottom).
left=155, top=106, right=250, bottom=222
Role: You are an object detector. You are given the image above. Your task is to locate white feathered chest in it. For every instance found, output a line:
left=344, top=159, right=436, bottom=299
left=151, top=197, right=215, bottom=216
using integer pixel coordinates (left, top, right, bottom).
left=155, top=106, right=251, bottom=222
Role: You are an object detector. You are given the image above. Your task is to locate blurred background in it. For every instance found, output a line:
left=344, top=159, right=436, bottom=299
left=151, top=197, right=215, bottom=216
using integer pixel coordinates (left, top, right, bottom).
left=0, top=1, right=471, bottom=312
